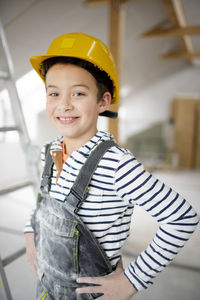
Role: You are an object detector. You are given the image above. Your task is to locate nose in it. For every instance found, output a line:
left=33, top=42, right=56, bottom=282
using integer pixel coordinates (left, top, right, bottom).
left=60, top=94, right=73, bottom=111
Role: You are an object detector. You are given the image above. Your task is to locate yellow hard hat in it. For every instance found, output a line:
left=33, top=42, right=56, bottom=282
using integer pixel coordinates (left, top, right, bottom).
left=30, top=32, right=119, bottom=104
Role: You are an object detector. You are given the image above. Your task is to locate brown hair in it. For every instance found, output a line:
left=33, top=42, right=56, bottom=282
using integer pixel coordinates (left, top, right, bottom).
left=40, top=56, right=113, bottom=101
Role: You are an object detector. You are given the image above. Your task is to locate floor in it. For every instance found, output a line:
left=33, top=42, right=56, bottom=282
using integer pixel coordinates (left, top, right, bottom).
left=0, top=170, right=200, bottom=300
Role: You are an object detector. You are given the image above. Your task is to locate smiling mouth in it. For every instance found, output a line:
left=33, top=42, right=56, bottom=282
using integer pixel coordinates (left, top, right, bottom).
left=57, top=116, right=79, bottom=124
left=59, top=117, right=75, bottom=121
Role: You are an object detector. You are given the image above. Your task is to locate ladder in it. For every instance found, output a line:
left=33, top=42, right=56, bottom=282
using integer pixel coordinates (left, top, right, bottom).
left=0, top=19, right=40, bottom=299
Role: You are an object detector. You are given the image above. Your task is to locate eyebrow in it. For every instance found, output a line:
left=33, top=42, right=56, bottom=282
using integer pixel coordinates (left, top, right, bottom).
left=46, top=84, right=89, bottom=90
left=46, top=84, right=58, bottom=89
left=72, top=84, right=89, bottom=89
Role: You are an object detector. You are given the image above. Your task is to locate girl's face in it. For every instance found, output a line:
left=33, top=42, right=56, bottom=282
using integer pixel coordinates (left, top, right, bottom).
left=45, top=63, right=110, bottom=151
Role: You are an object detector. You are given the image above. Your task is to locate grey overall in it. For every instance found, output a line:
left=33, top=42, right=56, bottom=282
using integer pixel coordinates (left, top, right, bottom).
left=31, top=140, right=116, bottom=300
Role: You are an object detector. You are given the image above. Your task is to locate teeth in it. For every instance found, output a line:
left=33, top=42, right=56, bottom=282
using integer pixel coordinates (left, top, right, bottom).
left=59, top=117, right=73, bottom=121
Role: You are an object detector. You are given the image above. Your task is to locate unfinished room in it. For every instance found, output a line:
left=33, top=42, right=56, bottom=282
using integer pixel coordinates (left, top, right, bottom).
left=0, top=1, right=199, bottom=299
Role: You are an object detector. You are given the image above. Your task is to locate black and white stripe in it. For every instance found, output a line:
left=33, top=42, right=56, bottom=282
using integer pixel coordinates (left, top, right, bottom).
left=24, top=131, right=199, bottom=291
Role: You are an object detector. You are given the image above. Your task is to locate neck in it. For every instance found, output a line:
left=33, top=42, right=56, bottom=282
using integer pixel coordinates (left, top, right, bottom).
left=63, top=130, right=98, bottom=155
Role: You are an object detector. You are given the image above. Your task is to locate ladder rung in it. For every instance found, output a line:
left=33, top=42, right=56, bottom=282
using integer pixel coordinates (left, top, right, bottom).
left=2, top=247, right=26, bottom=267
left=0, top=226, right=24, bottom=236
left=0, top=126, right=19, bottom=132
left=0, top=181, right=33, bottom=195
left=0, top=70, right=9, bottom=79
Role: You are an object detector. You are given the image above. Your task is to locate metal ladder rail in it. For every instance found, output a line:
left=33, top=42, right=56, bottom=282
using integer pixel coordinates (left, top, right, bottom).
left=0, top=20, right=30, bottom=145
left=0, top=18, right=40, bottom=192
left=0, top=260, right=12, bottom=300
left=0, top=19, right=40, bottom=299
left=0, top=20, right=41, bottom=191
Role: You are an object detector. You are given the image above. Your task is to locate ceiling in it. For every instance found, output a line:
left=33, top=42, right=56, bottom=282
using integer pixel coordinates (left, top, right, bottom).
left=0, top=0, right=200, bottom=99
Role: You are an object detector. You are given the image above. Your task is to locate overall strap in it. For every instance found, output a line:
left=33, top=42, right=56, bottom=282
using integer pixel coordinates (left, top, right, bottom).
left=40, top=143, right=54, bottom=192
left=68, top=140, right=116, bottom=211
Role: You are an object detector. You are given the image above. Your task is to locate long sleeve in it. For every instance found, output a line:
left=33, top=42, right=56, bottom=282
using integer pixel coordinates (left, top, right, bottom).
left=114, top=152, right=199, bottom=291
left=24, top=145, right=46, bottom=234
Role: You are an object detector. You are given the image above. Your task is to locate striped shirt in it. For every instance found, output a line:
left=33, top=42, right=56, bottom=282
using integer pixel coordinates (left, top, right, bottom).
left=25, top=131, right=199, bottom=291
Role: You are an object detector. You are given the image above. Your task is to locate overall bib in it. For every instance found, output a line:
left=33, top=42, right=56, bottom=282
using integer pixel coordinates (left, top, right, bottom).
left=31, top=140, right=116, bottom=300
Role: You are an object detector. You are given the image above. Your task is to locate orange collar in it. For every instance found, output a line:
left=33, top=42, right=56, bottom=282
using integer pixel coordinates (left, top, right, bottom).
left=62, top=140, right=69, bottom=164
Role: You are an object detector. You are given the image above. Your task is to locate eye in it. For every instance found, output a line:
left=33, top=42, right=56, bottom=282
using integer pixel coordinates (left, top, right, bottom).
left=49, top=92, right=59, bottom=97
left=73, top=92, right=85, bottom=97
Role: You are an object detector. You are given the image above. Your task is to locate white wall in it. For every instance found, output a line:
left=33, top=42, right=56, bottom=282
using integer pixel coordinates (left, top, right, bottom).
left=119, top=66, right=200, bottom=144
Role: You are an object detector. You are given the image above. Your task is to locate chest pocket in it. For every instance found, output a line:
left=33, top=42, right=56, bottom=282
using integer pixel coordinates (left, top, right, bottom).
left=36, top=205, right=80, bottom=275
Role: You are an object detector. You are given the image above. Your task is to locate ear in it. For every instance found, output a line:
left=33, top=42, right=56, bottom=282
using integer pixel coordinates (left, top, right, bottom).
left=98, top=92, right=112, bottom=114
